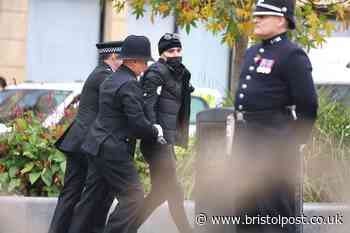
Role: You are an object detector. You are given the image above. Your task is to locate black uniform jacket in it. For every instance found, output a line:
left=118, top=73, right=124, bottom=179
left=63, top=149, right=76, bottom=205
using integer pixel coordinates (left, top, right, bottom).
left=234, top=33, right=318, bottom=144
left=141, top=59, right=193, bottom=148
left=81, top=65, right=158, bottom=159
left=55, top=62, right=113, bottom=154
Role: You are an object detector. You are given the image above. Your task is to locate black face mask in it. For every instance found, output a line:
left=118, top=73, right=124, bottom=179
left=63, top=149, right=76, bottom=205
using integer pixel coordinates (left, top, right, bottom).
left=166, top=56, right=182, bottom=68
left=166, top=56, right=184, bottom=75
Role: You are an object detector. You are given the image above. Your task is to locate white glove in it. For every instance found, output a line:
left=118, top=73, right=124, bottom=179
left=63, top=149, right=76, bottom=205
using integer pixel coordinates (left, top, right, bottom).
left=153, top=124, right=163, bottom=137
left=153, top=124, right=167, bottom=144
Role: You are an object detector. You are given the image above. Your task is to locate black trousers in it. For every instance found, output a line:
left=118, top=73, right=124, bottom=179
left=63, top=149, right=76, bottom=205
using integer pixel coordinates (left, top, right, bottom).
left=136, top=142, right=192, bottom=233
left=232, top=121, right=301, bottom=233
left=48, top=152, right=112, bottom=233
left=68, top=153, right=144, bottom=233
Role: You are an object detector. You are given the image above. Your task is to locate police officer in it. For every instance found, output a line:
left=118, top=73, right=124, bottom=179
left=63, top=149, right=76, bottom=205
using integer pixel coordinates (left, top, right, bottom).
left=232, top=1, right=318, bottom=233
left=49, top=41, right=123, bottom=233
left=134, top=33, right=194, bottom=233
left=69, top=35, right=165, bottom=233
left=0, top=76, right=7, bottom=91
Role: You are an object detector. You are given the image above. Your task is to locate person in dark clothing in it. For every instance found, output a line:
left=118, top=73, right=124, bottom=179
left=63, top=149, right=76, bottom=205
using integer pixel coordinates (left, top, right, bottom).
left=232, top=1, right=318, bottom=233
left=134, top=33, right=194, bottom=233
left=0, top=76, right=7, bottom=91
left=68, top=35, right=165, bottom=233
left=48, top=41, right=123, bottom=233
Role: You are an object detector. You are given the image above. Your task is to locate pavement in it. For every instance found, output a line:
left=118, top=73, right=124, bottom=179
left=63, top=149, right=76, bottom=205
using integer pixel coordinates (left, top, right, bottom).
left=0, top=197, right=349, bottom=233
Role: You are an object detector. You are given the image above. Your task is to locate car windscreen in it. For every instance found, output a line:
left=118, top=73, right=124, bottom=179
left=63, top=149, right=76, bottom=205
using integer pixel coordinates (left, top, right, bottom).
left=316, top=84, right=350, bottom=108
left=0, top=89, right=72, bottom=122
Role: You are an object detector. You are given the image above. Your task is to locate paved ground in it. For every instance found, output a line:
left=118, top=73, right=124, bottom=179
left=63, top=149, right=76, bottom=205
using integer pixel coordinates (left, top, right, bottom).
left=0, top=197, right=349, bottom=233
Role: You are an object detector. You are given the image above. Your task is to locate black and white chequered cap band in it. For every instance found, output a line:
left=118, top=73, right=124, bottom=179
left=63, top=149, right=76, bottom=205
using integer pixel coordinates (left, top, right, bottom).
left=98, top=47, right=122, bottom=54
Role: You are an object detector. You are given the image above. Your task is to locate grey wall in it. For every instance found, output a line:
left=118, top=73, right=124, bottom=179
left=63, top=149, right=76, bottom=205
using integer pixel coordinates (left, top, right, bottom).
left=126, top=7, right=230, bottom=94
left=179, top=25, right=230, bottom=94
left=26, top=1, right=231, bottom=92
left=126, top=5, right=175, bottom=60
left=27, top=0, right=101, bottom=82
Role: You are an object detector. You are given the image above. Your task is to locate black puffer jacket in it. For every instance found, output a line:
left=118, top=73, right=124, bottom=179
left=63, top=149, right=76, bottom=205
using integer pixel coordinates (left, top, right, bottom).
left=141, top=58, right=194, bottom=148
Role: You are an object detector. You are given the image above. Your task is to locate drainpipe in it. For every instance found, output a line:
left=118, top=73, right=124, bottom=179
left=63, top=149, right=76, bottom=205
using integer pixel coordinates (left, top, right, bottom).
left=227, top=48, right=234, bottom=93
left=99, top=0, right=106, bottom=42
left=173, top=15, right=178, bottom=33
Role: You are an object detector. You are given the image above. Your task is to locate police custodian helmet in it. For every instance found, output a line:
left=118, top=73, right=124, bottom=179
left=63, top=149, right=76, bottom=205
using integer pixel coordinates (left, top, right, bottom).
left=119, top=35, right=154, bottom=61
left=253, top=0, right=296, bottom=30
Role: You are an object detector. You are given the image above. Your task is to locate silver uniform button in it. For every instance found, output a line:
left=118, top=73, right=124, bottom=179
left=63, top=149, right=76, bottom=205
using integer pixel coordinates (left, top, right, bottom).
left=249, top=66, right=255, bottom=71
left=246, top=75, right=251, bottom=80
left=259, top=48, right=264, bottom=53
left=238, top=105, right=243, bottom=110
left=242, top=84, right=247, bottom=89
left=239, top=93, right=244, bottom=99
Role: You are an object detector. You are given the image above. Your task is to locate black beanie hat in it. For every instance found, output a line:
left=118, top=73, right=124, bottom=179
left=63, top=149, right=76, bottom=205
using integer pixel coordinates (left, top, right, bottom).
left=158, top=33, right=182, bottom=55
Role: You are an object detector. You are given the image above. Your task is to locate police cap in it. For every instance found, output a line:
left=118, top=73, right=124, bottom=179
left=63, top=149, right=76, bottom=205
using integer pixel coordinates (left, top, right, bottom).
left=96, top=41, right=123, bottom=54
left=253, top=0, right=296, bottom=30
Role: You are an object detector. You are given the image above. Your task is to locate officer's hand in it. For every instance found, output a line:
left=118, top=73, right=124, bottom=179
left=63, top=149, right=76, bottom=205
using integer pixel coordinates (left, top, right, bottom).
left=157, top=136, right=167, bottom=145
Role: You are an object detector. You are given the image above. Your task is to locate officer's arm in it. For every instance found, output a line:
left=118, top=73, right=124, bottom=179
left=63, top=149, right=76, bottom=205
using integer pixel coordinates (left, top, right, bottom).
left=141, top=69, right=164, bottom=123
left=119, top=81, right=158, bottom=139
left=94, top=70, right=112, bottom=90
left=284, top=49, right=318, bottom=143
left=83, top=70, right=111, bottom=94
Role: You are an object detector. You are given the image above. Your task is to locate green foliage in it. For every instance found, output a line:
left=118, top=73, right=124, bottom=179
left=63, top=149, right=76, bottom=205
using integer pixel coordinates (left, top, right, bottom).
left=0, top=108, right=197, bottom=198
left=174, top=138, right=197, bottom=199
left=134, top=142, right=151, bottom=193
left=303, top=90, right=350, bottom=202
left=222, top=90, right=235, bottom=107
left=133, top=138, right=197, bottom=199
left=0, top=112, right=67, bottom=196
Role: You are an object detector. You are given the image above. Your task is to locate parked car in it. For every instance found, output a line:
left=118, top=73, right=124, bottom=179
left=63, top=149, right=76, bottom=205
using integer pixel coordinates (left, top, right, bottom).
left=309, top=36, right=350, bottom=106
left=312, top=62, right=350, bottom=107
left=0, top=82, right=82, bottom=133
left=0, top=82, right=222, bottom=136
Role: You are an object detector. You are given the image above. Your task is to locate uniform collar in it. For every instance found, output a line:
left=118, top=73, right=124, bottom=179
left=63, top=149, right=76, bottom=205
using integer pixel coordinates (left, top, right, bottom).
left=100, top=61, right=114, bottom=72
left=262, top=32, right=288, bottom=46
left=119, top=64, right=138, bottom=79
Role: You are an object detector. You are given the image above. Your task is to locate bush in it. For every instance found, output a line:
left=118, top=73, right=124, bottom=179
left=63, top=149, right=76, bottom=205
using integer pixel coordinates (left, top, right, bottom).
left=0, top=112, right=67, bottom=196
left=0, top=111, right=197, bottom=198
left=303, top=89, right=350, bottom=202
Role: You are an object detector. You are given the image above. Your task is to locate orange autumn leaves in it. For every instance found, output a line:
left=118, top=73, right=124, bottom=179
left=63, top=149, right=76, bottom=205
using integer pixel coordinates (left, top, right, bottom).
left=112, top=0, right=349, bottom=48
